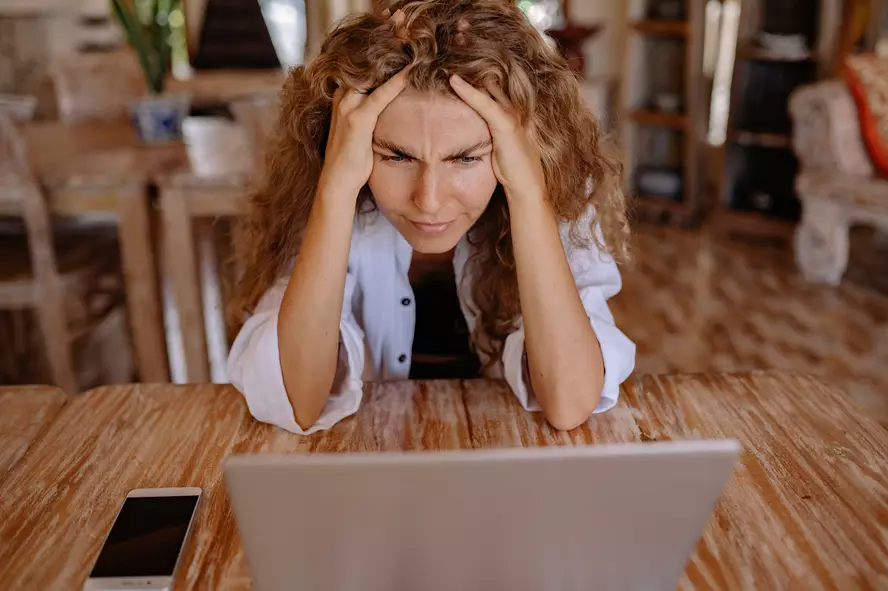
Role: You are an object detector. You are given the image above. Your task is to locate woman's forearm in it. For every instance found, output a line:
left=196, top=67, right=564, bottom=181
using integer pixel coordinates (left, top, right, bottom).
left=444, top=74, right=603, bottom=429
left=278, top=186, right=356, bottom=430
left=273, top=66, right=411, bottom=431
left=508, top=195, right=604, bottom=431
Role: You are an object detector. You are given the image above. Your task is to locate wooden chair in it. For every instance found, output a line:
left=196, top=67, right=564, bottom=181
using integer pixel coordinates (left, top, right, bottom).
left=0, top=108, right=130, bottom=394
left=159, top=93, right=278, bottom=383
left=50, top=50, right=147, bottom=123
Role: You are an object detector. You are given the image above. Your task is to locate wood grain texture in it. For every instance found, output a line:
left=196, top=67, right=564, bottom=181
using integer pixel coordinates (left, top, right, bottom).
left=623, top=372, right=888, bottom=590
left=2, top=372, right=888, bottom=590
left=0, top=385, right=66, bottom=481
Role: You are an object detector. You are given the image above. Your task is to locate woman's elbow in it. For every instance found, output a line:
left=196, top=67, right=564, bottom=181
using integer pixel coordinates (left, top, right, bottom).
left=542, top=389, right=601, bottom=432
left=545, top=408, right=593, bottom=431
left=287, top=384, right=331, bottom=431
left=293, top=408, right=321, bottom=432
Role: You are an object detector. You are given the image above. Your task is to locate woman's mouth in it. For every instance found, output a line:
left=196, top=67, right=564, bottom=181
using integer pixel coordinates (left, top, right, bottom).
left=410, top=220, right=453, bottom=234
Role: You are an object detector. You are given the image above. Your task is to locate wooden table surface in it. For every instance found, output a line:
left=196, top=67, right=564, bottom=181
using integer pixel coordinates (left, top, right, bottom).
left=24, top=120, right=189, bottom=190
left=0, top=385, right=66, bottom=482
left=2, top=371, right=888, bottom=589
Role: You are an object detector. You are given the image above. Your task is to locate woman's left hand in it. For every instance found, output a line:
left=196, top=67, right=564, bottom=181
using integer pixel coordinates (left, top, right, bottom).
left=449, top=74, right=546, bottom=203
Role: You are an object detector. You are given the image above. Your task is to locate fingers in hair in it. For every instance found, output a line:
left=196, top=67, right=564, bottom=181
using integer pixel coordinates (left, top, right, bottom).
left=484, top=82, right=514, bottom=113
left=358, top=66, right=412, bottom=116
left=449, top=74, right=509, bottom=128
left=335, top=85, right=368, bottom=112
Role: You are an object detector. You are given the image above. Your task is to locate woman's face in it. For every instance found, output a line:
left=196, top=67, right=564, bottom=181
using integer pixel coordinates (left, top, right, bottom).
left=368, top=89, right=499, bottom=254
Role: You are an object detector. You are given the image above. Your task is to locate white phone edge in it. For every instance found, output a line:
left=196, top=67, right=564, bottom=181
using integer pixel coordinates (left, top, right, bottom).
left=82, top=487, right=203, bottom=591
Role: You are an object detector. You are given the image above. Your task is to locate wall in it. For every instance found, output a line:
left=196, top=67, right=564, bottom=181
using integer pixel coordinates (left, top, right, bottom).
left=566, top=0, right=624, bottom=129
left=0, top=8, right=75, bottom=118
left=0, top=0, right=121, bottom=117
left=0, top=0, right=71, bottom=14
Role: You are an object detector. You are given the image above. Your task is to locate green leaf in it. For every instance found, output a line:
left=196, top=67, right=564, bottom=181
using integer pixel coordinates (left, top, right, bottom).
left=110, top=0, right=172, bottom=94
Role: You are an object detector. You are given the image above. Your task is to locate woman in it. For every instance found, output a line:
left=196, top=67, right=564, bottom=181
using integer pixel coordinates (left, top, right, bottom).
left=228, top=0, right=635, bottom=434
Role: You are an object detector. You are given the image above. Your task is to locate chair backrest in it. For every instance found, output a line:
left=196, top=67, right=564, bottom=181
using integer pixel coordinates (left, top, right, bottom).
left=0, top=105, right=75, bottom=394
left=230, top=92, right=280, bottom=177
left=0, top=108, right=58, bottom=281
left=51, top=50, right=147, bottom=123
left=0, top=110, right=30, bottom=181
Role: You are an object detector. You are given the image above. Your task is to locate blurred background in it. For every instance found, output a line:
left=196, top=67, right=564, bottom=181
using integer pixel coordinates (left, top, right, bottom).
left=1, top=0, right=887, bottom=422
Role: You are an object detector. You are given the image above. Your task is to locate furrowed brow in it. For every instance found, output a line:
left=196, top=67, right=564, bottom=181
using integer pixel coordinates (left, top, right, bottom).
left=372, top=139, right=417, bottom=159
left=443, top=139, right=493, bottom=160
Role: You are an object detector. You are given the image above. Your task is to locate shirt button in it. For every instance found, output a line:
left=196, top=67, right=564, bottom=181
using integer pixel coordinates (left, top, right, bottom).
left=401, top=297, right=411, bottom=306
left=398, top=354, right=407, bottom=363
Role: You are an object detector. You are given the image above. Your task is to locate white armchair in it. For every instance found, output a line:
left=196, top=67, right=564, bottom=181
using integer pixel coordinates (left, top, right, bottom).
left=789, top=79, right=888, bottom=285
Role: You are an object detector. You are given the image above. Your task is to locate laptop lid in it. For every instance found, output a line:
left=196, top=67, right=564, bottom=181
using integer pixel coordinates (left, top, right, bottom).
left=224, top=440, right=740, bottom=591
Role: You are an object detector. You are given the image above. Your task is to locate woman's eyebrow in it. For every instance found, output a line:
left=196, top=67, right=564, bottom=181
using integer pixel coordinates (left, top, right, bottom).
left=443, top=139, right=492, bottom=160
left=373, top=139, right=416, bottom=158
left=372, top=138, right=493, bottom=160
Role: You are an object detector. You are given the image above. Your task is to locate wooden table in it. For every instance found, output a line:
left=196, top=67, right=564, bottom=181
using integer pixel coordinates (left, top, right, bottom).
left=21, top=120, right=191, bottom=384
left=0, top=385, right=66, bottom=482
left=167, top=70, right=286, bottom=108
left=2, top=371, right=888, bottom=589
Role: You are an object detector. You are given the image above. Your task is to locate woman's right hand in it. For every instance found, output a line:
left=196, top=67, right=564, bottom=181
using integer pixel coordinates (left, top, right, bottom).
left=318, top=67, right=411, bottom=198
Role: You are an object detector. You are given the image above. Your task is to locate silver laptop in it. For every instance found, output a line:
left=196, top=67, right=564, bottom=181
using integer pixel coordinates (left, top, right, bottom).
left=224, top=440, right=740, bottom=591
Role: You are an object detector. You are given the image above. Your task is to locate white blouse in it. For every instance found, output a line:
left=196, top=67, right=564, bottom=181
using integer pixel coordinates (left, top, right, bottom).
left=227, top=206, right=636, bottom=435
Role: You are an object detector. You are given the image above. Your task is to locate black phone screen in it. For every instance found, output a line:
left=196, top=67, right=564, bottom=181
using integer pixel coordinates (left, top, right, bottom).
left=89, top=495, right=199, bottom=578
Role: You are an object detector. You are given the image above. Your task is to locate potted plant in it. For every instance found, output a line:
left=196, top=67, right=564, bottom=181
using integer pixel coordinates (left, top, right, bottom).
left=111, top=0, right=189, bottom=143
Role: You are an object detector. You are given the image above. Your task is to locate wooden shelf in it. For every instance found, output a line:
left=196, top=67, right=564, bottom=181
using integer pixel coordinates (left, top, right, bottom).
left=729, top=131, right=793, bottom=150
left=737, top=44, right=815, bottom=63
left=629, top=109, right=688, bottom=129
left=714, top=0, right=832, bottom=237
left=630, top=19, right=689, bottom=37
left=620, top=1, right=705, bottom=228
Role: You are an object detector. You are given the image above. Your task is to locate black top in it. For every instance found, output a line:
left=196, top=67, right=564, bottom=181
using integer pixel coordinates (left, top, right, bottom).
left=408, top=267, right=482, bottom=380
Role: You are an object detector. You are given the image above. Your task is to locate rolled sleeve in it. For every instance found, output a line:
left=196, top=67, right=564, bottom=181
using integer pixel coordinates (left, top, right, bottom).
left=226, top=274, right=366, bottom=435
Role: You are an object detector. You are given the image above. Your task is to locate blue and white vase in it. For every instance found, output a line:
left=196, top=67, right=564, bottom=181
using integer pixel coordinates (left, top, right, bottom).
left=129, top=93, right=191, bottom=144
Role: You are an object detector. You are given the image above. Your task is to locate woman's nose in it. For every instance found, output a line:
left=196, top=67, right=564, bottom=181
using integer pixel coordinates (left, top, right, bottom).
left=412, top=166, right=444, bottom=215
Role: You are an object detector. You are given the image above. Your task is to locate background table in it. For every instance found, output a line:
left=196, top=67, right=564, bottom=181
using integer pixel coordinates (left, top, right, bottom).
left=2, top=371, right=888, bottom=589
left=166, top=70, right=286, bottom=109
left=22, top=120, right=189, bottom=384
left=0, top=385, right=66, bottom=481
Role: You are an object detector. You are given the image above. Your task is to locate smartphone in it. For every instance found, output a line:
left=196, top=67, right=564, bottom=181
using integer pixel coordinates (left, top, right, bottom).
left=83, top=487, right=202, bottom=591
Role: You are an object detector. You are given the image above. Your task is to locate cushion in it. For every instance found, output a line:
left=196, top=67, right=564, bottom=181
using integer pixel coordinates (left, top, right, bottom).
left=845, top=54, right=888, bottom=177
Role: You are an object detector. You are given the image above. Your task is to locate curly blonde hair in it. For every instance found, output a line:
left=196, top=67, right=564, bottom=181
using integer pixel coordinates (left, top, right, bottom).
left=232, top=0, right=629, bottom=362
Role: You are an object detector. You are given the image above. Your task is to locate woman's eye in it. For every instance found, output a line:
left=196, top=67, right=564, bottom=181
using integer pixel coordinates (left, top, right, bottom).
left=458, top=156, right=480, bottom=164
left=383, top=154, right=406, bottom=163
